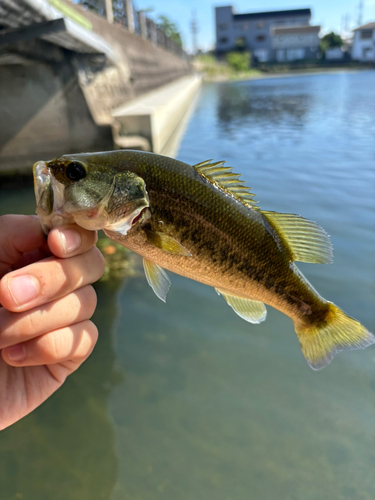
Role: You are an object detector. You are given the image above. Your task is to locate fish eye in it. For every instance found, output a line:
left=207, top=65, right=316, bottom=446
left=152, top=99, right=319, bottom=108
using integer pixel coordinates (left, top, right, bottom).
left=66, top=162, right=86, bottom=181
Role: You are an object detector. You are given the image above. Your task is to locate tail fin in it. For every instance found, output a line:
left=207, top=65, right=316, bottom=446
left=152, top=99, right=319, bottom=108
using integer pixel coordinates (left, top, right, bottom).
left=295, top=303, right=375, bottom=370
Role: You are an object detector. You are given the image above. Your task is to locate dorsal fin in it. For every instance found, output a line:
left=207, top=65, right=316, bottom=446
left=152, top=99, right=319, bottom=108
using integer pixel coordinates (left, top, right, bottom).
left=192, top=160, right=259, bottom=210
left=261, top=211, right=333, bottom=264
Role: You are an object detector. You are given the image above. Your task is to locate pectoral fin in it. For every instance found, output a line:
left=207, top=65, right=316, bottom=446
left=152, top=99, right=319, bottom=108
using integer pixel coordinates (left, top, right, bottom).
left=145, top=229, right=192, bottom=256
left=143, top=258, right=171, bottom=302
left=216, top=289, right=267, bottom=324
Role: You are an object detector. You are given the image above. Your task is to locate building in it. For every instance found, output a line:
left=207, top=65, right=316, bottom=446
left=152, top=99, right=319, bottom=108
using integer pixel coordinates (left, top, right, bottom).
left=271, top=26, right=320, bottom=62
left=325, top=47, right=345, bottom=61
left=215, top=6, right=320, bottom=62
left=352, top=22, right=375, bottom=62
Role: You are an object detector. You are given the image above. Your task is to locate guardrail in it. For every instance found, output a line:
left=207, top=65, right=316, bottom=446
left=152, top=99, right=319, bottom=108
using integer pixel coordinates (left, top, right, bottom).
left=76, top=0, right=188, bottom=59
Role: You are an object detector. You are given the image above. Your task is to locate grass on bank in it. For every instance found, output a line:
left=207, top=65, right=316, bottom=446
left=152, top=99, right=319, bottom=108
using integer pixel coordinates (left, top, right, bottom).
left=193, top=53, right=262, bottom=80
left=194, top=53, right=375, bottom=81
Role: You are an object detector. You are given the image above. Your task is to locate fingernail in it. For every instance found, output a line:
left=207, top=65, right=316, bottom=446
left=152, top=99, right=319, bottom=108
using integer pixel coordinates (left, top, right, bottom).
left=60, top=229, right=81, bottom=254
left=8, top=275, right=40, bottom=306
left=5, top=344, right=26, bottom=362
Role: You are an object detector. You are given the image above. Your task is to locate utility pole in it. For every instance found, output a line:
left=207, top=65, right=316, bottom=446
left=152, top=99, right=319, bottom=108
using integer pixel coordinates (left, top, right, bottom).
left=343, top=13, right=351, bottom=36
left=105, top=0, right=114, bottom=24
left=190, top=9, right=198, bottom=56
left=358, top=0, right=363, bottom=27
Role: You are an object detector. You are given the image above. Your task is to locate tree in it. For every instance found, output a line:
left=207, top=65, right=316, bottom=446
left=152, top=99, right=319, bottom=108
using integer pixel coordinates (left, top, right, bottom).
left=320, top=32, right=344, bottom=54
left=157, top=15, right=183, bottom=47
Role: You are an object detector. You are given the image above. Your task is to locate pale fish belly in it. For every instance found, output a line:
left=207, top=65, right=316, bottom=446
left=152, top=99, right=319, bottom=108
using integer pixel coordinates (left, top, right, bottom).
left=105, top=228, right=322, bottom=324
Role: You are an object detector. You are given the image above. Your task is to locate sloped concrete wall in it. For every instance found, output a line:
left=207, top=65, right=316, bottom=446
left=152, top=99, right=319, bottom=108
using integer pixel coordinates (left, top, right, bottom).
left=0, top=51, right=113, bottom=172
left=71, top=1, right=191, bottom=126
left=0, top=2, right=191, bottom=173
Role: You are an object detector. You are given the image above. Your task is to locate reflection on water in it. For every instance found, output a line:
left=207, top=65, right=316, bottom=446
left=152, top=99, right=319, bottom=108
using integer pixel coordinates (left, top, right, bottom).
left=217, top=79, right=313, bottom=128
left=1, top=70, right=375, bottom=500
left=0, top=281, right=122, bottom=500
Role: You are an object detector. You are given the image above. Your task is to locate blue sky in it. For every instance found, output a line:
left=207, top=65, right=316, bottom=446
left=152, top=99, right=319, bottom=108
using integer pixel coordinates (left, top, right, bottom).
left=134, top=0, right=375, bottom=52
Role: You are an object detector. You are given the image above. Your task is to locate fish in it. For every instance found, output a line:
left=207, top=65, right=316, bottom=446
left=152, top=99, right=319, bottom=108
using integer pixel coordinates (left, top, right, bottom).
left=33, top=150, right=375, bottom=370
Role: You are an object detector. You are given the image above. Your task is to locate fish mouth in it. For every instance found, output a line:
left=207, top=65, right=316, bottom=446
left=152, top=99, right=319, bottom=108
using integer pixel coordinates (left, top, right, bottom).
left=33, top=161, right=53, bottom=216
left=33, top=160, right=73, bottom=233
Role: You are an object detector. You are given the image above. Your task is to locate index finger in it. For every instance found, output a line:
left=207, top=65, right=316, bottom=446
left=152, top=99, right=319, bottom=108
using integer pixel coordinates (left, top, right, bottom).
left=0, top=247, right=104, bottom=312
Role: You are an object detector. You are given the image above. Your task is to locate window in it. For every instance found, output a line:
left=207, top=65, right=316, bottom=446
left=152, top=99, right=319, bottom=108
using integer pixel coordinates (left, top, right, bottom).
left=360, top=30, right=373, bottom=40
left=219, top=23, right=228, bottom=30
left=286, top=48, right=305, bottom=61
left=235, top=36, right=247, bottom=49
left=254, top=48, right=269, bottom=62
left=241, top=22, right=249, bottom=31
left=276, top=49, right=285, bottom=62
left=219, top=37, right=228, bottom=44
left=256, top=35, right=266, bottom=42
left=256, top=21, right=264, bottom=29
left=362, top=47, right=374, bottom=59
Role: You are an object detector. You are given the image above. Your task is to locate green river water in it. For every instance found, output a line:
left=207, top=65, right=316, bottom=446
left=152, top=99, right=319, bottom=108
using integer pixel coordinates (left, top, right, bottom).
left=1, top=70, right=375, bottom=500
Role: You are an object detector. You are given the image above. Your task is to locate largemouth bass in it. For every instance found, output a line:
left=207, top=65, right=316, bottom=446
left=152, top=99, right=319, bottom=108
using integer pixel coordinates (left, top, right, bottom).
left=33, top=151, right=374, bottom=370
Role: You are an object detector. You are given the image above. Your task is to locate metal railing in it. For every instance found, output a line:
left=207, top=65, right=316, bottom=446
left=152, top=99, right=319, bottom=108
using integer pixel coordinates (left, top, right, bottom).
left=76, top=0, right=188, bottom=59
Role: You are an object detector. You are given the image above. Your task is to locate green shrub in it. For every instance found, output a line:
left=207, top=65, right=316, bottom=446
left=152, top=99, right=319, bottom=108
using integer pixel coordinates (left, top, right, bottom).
left=226, top=51, right=251, bottom=72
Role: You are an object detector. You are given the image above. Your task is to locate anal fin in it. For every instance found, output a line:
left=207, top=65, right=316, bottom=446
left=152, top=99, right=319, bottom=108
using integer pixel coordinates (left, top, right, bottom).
left=216, top=289, right=267, bottom=324
left=143, top=258, right=171, bottom=302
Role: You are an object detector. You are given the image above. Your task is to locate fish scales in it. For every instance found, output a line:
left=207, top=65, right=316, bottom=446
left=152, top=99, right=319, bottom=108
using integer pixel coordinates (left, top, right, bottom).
left=114, top=153, right=328, bottom=324
left=32, top=150, right=375, bottom=370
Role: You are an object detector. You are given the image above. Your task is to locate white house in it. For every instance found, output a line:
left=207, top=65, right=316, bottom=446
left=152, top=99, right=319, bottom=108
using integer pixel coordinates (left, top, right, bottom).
left=271, top=25, right=320, bottom=62
left=325, top=47, right=345, bottom=60
left=352, top=22, right=375, bottom=61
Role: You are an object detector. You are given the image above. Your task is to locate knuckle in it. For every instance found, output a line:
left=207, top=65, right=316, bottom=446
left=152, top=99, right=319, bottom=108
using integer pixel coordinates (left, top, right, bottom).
left=85, top=229, right=98, bottom=249
left=71, top=321, right=98, bottom=363
left=23, top=308, right=41, bottom=334
left=87, top=320, right=99, bottom=344
left=44, top=261, right=68, bottom=295
left=37, top=330, right=61, bottom=361
left=90, top=247, right=106, bottom=277
left=77, top=285, right=97, bottom=318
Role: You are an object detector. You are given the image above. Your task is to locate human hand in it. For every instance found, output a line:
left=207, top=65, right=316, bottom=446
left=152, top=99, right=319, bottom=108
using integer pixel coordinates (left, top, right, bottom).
left=0, top=215, right=105, bottom=430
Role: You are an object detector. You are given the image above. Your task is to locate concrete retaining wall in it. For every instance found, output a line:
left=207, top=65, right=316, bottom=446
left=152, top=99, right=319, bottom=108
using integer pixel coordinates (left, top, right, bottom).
left=0, top=1, right=192, bottom=173
left=71, top=0, right=192, bottom=126
left=0, top=51, right=113, bottom=172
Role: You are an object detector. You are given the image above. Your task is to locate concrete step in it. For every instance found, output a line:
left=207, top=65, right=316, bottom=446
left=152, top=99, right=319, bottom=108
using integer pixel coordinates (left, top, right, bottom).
left=111, top=74, right=202, bottom=154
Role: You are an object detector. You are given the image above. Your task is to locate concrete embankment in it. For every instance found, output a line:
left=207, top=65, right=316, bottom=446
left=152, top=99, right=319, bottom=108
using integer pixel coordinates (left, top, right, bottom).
left=0, top=0, right=200, bottom=176
left=0, top=64, right=201, bottom=174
